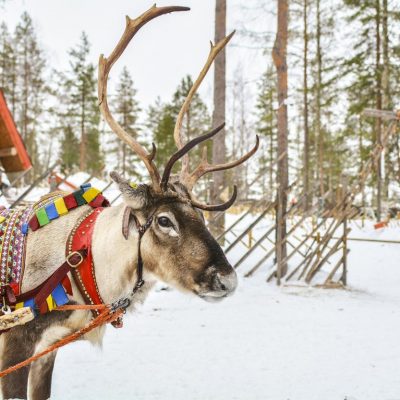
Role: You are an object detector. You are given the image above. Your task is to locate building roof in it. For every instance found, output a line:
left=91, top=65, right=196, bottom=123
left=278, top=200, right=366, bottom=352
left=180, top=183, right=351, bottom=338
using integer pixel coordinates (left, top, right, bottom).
left=0, top=89, right=32, bottom=173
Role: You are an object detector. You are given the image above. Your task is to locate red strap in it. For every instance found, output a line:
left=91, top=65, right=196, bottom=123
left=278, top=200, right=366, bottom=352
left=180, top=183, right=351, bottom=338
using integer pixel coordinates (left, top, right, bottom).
left=10, top=282, right=19, bottom=297
left=62, top=275, right=73, bottom=296
left=70, top=208, right=104, bottom=307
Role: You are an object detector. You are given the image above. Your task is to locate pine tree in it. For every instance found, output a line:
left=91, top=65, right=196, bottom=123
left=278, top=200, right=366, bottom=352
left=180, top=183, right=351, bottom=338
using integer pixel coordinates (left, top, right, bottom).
left=0, top=22, right=17, bottom=109
left=13, top=12, right=46, bottom=170
left=147, top=99, right=176, bottom=168
left=60, top=125, right=79, bottom=172
left=171, top=75, right=210, bottom=143
left=256, top=64, right=277, bottom=199
left=60, top=32, right=103, bottom=175
left=111, top=66, right=141, bottom=178
left=147, top=76, right=210, bottom=174
left=310, top=0, right=342, bottom=196
left=343, top=0, right=400, bottom=213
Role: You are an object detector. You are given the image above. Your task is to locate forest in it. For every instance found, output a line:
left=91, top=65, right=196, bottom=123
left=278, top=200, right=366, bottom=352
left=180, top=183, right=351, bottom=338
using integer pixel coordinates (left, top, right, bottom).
left=1, top=1, right=400, bottom=213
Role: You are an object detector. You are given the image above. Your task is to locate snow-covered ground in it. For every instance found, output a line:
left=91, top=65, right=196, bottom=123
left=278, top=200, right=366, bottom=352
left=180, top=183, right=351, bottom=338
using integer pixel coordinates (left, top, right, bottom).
left=48, top=221, right=400, bottom=400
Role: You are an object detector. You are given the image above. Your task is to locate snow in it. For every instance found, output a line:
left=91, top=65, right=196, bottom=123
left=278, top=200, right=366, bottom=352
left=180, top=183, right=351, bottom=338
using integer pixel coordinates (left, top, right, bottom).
left=46, top=220, right=400, bottom=400
left=0, top=196, right=9, bottom=208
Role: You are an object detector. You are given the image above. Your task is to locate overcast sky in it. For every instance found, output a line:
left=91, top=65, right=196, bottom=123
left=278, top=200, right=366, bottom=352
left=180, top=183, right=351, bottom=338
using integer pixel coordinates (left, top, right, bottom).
left=1, top=0, right=271, bottom=114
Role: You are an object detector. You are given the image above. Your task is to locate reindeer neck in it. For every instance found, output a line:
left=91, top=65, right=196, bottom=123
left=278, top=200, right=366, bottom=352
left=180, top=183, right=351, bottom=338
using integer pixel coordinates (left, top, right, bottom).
left=90, top=203, right=155, bottom=305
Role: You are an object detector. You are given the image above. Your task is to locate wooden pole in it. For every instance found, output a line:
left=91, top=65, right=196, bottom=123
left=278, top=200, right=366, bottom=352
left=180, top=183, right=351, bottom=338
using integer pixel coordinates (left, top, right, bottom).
left=272, top=0, right=289, bottom=284
left=210, top=0, right=227, bottom=238
left=341, top=215, right=348, bottom=286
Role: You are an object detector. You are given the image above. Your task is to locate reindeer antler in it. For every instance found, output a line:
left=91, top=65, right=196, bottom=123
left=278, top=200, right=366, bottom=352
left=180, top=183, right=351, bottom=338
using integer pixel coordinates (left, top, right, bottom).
left=99, top=5, right=259, bottom=211
left=191, top=186, right=238, bottom=212
left=162, top=28, right=259, bottom=210
left=161, top=123, right=225, bottom=191
left=172, top=32, right=235, bottom=178
left=183, top=136, right=260, bottom=191
left=98, top=5, right=190, bottom=191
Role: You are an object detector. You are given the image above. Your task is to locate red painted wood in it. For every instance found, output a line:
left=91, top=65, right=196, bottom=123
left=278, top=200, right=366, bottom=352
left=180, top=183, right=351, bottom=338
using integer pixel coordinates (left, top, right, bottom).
left=0, top=89, right=32, bottom=172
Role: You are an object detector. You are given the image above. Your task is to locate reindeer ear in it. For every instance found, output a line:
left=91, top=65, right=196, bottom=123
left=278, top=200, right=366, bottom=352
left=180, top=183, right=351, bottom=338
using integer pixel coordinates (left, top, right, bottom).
left=110, top=171, right=149, bottom=210
left=122, top=207, right=138, bottom=240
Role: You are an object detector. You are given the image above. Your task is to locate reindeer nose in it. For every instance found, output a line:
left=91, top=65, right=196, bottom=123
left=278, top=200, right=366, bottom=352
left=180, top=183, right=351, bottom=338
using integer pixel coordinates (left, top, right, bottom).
left=214, top=270, right=238, bottom=295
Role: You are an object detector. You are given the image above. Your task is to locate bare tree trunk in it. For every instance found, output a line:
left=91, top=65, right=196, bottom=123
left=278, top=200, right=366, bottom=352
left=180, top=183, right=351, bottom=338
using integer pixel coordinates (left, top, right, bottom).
left=303, top=0, right=310, bottom=210
left=316, top=0, right=324, bottom=198
left=359, top=118, right=366, bottom=210
left=375, top=0, right=382, bottom=220
left=211, top=0, right=227, bottom=236
left=10, top=56, right=16, bottom=117
left=382, top=0, right=390, bottom=198
left=272, top=0, right=289, bottom=283
left=269, top=88, right=274, bottom=193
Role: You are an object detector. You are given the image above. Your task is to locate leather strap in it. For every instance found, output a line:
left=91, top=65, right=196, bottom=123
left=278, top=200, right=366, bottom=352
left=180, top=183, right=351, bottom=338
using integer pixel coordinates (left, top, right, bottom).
left=135, top=214, right=153, bottom=288
left=122, top=208, right=154, bottom=292
left=34, top=250, right=86, bottom=314
left=4, top=286, right=16, bottom=305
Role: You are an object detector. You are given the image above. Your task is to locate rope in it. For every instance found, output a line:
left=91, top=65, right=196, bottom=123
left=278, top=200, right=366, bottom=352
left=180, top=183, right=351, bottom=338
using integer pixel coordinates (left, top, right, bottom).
left=0, top=305, right=122, bottom=378
left=54, top=304, right=108, bottom=311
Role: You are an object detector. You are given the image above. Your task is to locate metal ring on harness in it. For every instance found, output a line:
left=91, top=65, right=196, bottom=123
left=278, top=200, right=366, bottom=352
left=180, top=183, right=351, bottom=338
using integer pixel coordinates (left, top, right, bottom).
left=66, top=251, right=84, bottom=268
left=1, top=304, right=11, bottom=315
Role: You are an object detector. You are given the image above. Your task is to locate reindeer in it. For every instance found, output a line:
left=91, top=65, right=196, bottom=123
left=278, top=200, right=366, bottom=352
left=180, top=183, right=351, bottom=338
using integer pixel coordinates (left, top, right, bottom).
left=0, top=5, right=258, bottom=400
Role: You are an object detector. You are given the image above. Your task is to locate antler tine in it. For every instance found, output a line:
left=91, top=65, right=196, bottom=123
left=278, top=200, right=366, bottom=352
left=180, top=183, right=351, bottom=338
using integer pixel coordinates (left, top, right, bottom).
left=183, top=135, right=260, bottom=191
left=191, top=185, right=238, bottom=212
left=173, top=31, right=236, bottom=180
left=98, top=5, right=190, bottom=191
left=161, top=123, right=225, bottom=191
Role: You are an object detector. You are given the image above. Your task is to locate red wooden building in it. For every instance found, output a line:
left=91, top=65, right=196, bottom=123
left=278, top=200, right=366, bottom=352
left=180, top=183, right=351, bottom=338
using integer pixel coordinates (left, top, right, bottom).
left=0, top=89, right=32, bottom=175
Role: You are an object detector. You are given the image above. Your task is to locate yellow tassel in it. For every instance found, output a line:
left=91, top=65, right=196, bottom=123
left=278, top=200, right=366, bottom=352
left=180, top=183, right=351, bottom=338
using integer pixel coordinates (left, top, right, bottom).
left=15, top=302, right=24, bottom=310
left=82, top=188, right=101, bottom=203
left=0, top=216, right=5, bottom=224
left=46, top=295, right=56, bottom=311
left=54, top=198, right=68, bottom=216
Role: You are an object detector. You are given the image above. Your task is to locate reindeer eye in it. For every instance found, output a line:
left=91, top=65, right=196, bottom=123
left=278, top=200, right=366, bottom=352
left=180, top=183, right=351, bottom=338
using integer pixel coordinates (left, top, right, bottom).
left=158, top=216, right=173, bottom=228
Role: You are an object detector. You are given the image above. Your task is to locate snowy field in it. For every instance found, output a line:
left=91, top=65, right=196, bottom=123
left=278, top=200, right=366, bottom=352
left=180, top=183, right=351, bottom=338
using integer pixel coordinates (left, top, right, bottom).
left=47, top=221, right=400, bottom=400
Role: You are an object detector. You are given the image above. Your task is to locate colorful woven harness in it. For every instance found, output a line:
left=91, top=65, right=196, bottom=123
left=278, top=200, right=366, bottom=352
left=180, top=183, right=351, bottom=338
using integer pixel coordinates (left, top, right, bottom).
left=0, top=207, right=31, bottom=302
left=0, top=184, right=110, bottom=320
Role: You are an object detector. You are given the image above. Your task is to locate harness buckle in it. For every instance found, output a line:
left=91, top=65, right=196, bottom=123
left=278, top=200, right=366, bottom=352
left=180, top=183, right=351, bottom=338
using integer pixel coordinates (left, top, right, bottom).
left=66, top=251, right=84, bottom=268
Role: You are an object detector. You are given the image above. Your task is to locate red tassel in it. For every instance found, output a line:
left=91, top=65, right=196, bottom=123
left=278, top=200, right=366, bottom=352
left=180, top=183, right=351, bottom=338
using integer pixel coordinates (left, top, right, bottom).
left=89, top=195, right=106, bottom=208
left=29, top=215, right=40, bottom=231
left=64, top=194, right=78, bottom=210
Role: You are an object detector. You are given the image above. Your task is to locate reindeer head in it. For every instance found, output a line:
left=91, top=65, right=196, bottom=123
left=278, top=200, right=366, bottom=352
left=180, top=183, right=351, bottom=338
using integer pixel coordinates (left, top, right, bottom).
left=98, top=5, right=259, bottom=302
